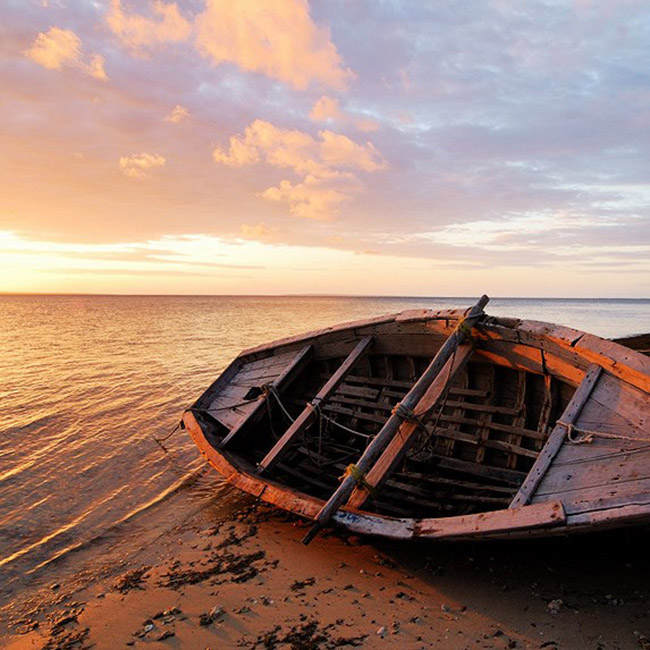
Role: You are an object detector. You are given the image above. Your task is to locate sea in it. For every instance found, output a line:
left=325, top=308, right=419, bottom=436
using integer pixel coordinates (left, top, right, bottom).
left=0, top=295, right=648, bottom=609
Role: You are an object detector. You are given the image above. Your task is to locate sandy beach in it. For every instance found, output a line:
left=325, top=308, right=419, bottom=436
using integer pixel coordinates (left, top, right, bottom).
left=2, top=475, right=648, bottom=650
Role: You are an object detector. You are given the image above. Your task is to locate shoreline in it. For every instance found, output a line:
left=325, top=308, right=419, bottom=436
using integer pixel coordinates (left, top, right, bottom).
left=3, top=486, right=649, bottom=649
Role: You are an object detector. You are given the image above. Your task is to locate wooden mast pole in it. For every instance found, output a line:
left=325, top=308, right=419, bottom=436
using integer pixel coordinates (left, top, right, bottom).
left=302, top=294, right=490, bottom=545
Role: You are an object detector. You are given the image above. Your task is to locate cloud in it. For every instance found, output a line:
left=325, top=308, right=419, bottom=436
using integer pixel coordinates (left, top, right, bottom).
left=309, top=95, right=343, bottom=122
left=240, top=222, right=277, bottom=242
left=106, top=0, right=191, bottom=50
left=213, top=119, right=386, bottom=219
left=119, top=153, right=166, bottom=179
left=25, top=27, right=107, bottom=79
left=106, top=0, right=352, bottom=90
left=165, top=104, right=189, bottom=123
left=194, top=0, right=353, bottom=90
left=213, top=119, right=386, bottom=176
left=261, top=175, right=349, bottom=220
left=310, top=95, right=380, bottom=132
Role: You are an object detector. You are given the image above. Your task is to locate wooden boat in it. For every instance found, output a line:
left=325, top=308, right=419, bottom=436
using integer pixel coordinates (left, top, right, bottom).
left=182, top=297, right=650, bottom=542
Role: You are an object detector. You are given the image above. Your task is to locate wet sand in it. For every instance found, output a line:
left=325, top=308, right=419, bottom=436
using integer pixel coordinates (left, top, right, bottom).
left=2, top=482, right=649, bottom=650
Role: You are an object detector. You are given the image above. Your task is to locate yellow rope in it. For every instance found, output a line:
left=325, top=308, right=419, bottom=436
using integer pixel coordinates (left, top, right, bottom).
left=340, top=463, right=376, bottom=496
left=457, top=318, right=474, bottom=338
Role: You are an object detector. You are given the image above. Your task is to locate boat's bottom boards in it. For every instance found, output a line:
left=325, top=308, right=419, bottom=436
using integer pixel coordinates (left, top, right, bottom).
left=184, top=310, right=650, bottom=540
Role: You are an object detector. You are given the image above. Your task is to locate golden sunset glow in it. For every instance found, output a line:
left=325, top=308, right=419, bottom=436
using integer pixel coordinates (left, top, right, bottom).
left=2, top=1, right=649, bottom=296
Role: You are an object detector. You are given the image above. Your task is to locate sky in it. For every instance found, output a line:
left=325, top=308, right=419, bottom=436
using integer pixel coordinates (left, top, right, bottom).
left=1, top=0, right=649, bottom=297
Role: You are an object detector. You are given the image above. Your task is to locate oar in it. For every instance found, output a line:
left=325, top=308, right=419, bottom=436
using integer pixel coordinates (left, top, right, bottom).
left=302, top=294, right=490, bottom=545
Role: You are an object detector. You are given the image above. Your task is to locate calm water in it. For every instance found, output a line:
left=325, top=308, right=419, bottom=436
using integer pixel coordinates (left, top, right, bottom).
left=0, top=295, right=648, bottom=600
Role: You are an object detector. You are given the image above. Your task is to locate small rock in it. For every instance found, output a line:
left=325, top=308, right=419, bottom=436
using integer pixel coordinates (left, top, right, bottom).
left=547, top=599, right=563, bottom=615
left=157, top=630, right=175, bottom=641
left=143, top=621, right=155, bottom=633
left=441, top=604, right=451, bottom=613
left=163, top=607, right=181, bottom=616
left=51, top=583, right=60, bottom=591
left=376, top=626, right=387, bottom=637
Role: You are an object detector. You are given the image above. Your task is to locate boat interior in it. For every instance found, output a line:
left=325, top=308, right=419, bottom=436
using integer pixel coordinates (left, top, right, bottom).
left=195, top=336, right=576, bottom=520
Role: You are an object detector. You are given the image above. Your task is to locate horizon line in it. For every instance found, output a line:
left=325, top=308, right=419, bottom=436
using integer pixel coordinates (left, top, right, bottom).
left=1, top=292, right=648, bottom=301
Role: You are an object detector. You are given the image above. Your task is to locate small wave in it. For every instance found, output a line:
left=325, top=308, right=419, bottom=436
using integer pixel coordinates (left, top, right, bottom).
left=24, top=463, right=217, bottom=576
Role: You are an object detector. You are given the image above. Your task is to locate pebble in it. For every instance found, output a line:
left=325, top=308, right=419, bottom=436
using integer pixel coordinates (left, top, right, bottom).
left=376, top=626, right=387, bottom=637
left=547, top=599, right=563, bottom=615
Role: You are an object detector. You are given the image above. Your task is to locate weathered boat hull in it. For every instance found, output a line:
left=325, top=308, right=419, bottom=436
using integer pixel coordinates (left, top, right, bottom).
left=183, top=308, right=650, bottom=541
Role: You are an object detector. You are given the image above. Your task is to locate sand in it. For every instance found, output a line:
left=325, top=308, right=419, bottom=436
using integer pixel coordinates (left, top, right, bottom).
left=2, top=485, right=649, bottom=650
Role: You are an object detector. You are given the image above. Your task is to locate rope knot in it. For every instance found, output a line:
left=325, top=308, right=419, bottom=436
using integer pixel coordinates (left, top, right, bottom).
left=392, top=402, right=417, bottom=421
left=456, top=318, right=474, bottom=339
left=340, top=463, right=375, bottom=496
left=558, top=420, right=595, bottom=445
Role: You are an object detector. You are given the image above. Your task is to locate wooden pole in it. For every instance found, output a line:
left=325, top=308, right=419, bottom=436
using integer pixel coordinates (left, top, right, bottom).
left=302, top=294, right=490, bottom=545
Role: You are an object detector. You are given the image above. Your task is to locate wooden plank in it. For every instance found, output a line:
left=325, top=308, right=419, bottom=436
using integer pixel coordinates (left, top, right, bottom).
left=474, top=341, right=585, bottom=386
left=547, top=398, right=648, bottom=464
left=322, top=403, right=386, bottom=425
left=256, top=336, right=373, bottom=474
left=413, top=500, right=565, bottom=538
left=426, top=426, right=540, bottom=459
left=432, top=455, right=527, bottom=486
left=535, top=448, right=650, bottom=497
left=347, top=344, right=475, bottom=509
left=509, top=364, right=603, bottom=508
left=219, top=344, right=313, bottom=448
left=566, top=502, right=650, bottom=528
left=538, top=476, right=650, bottom=516
left=443, top=400, right=521, bottom=416
left=302, top=295, right=490, bottom=544
left=433, top=413, right=547, bottom=441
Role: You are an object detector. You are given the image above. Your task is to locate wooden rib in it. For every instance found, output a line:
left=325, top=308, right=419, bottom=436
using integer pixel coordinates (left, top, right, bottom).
left=256, top=336, right=373, bottom=474
left=346, top=344, right=474, bottom=509
left=219, top=344, right=313, bottom=448
left=509, top=363, right=603, bottom=508
left=475, top=365, right=496, bottom=464
left=505, top=370, right=527, bottom=469
left=443, top=363, right=468, bottom=458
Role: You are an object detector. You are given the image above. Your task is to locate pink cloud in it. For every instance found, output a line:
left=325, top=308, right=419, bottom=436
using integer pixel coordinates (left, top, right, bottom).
left=310, top=95, right=380, bottom=132
left=194, top=0, right=354, bottom=90
left=107, top=0, right=191, bottom=50
left=25, top=27, right=107, bottom=79
left=213, top=119, right=386, bottom=219
left=119, top=152, right=166, bottom=179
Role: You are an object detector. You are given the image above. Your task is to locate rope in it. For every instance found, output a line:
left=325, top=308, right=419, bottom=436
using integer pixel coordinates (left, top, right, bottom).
left=456, top=318, right=474, bottom=339
left=340, top=463, right=376, bottom=496
left=392, top=402, right=417, bottom=421
left=154, top=421, right=180, bottom=443
left=558, top=421, right=649, bottom=445
left=320, top=411, right=373, bottom=440
left=262, top=383, right=295, bottom=424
